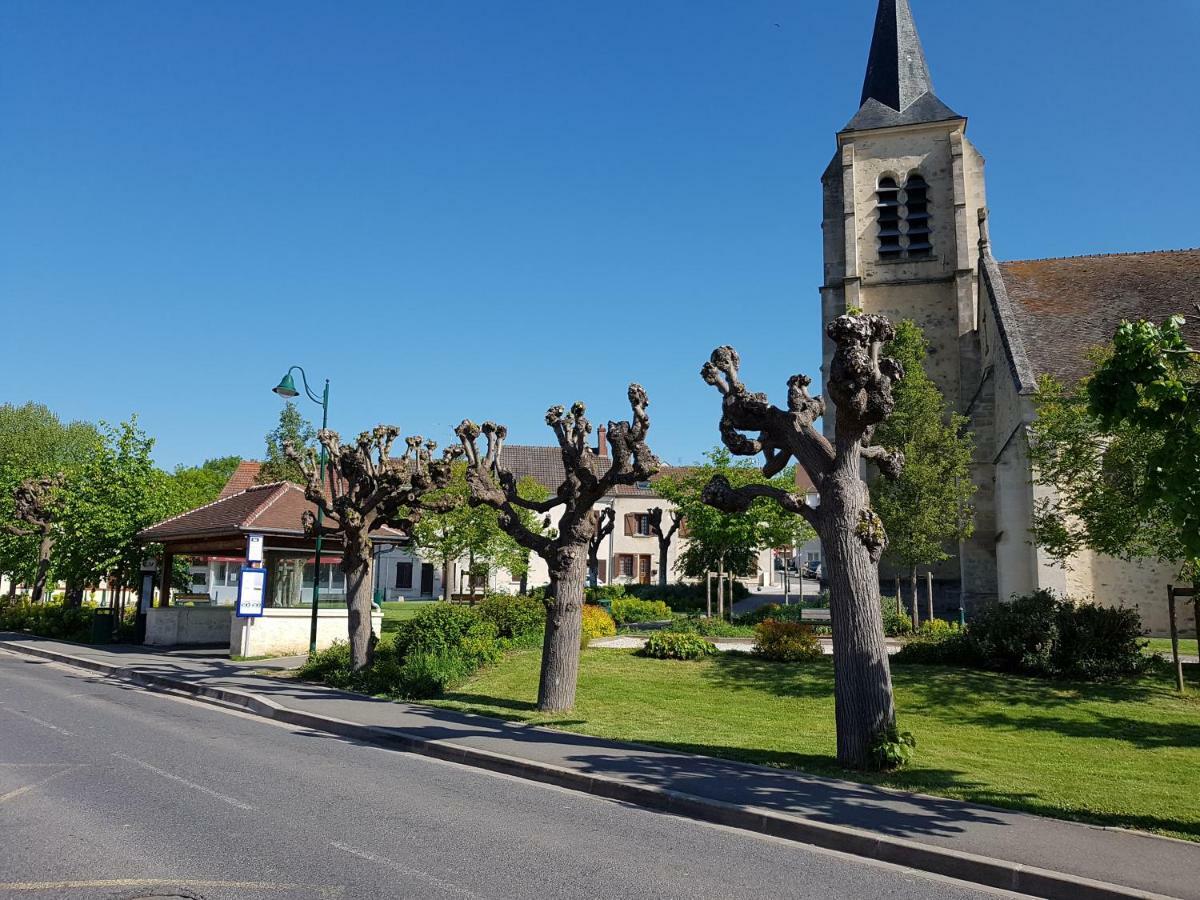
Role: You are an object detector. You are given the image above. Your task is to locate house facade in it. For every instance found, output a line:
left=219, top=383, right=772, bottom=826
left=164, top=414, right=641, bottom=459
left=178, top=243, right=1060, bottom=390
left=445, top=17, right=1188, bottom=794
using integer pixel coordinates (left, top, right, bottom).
left=821, top=0, right=1199, bottom=633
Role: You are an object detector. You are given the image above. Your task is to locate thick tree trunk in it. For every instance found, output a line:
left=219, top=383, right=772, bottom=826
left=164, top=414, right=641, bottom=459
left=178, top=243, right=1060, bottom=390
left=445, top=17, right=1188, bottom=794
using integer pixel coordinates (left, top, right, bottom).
left=344, top=547, right=376, bottom=672
left=519, top=571, right=528, bottom=596
left=909, top=565, right=919, bottom=629
left=31, top=533, right=53, bottom=604
left=442, top=561, right=452, bottom=602
left=537, top=548, right=588, bottom=712
left=658, top=540, right=669, bottom=587
left=820, top=469, right=897, bottom=769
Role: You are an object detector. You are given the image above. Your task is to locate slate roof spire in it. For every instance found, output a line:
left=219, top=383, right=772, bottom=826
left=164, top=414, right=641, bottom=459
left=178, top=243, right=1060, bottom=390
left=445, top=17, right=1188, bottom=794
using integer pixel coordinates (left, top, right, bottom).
left=843, top=0, right=961, bottom=133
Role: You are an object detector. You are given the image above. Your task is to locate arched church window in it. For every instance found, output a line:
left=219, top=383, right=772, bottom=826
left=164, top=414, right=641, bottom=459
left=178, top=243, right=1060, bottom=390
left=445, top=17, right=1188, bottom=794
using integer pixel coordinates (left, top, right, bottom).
left=876, top=172, right=933, bottom=260
left=904, top=174, right=932, bottom=258
left=876, top=176, right=902, bottom=259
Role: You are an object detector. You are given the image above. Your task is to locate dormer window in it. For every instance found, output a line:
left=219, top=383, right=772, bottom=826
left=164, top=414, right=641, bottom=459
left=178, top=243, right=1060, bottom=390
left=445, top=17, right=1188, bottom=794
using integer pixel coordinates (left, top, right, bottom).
left=876, top=172, right=932, bottom=260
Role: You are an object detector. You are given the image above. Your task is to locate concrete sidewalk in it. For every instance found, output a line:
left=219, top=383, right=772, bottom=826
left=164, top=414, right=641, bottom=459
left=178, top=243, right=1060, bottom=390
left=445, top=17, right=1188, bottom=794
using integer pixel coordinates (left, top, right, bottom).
left=1, top=634, right=1195, bottom=900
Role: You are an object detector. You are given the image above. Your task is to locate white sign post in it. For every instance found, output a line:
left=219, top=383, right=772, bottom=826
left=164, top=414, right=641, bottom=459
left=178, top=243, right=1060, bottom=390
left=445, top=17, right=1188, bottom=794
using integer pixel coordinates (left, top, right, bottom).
left=236, top=567, right=267, bottom=618
left=246, top=533, right=264, bottom=564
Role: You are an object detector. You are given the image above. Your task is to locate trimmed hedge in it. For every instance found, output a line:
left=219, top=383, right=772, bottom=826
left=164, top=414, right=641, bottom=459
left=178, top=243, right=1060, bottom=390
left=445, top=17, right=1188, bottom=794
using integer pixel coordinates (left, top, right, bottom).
left=752, top=620, right=823, bottom=662
left=640, top=631, right=717, bottom=661
left=581, top=605, right=617, bottom=645
left=0, top=601, right=133, bottom=642
left=610, top=597, right=672, bottom=625
left=894, top=591, right=1152, bottom=681
left=476, top=592, right=545, bottom=646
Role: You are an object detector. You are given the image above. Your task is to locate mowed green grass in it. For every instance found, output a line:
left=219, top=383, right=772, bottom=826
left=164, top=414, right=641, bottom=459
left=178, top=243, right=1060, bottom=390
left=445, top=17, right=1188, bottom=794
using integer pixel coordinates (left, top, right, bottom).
left=424, top=648, right=1200, bottom=840
left=1144, top=637, right=1198, bottom=656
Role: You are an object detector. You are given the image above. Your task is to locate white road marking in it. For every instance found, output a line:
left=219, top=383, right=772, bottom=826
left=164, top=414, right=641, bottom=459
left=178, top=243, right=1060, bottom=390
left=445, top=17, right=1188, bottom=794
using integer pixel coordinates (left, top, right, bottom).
left=0, top=704, right=75, bottom=735
left=111, top=751, right=256, bottom=811
left=329, top=841, right=482, bottom=899
left=0, top=765, right=85, bottom=804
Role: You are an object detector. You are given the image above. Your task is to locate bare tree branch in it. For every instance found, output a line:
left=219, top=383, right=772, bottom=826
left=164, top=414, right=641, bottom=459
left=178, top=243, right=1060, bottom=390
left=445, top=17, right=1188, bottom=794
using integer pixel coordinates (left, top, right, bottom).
left=701, top=475, right=819, bottom=529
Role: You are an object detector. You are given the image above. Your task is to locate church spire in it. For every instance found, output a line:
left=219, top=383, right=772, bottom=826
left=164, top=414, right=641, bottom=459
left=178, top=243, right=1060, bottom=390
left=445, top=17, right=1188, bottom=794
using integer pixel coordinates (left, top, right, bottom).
left=843, top=0, right=960, bottom=133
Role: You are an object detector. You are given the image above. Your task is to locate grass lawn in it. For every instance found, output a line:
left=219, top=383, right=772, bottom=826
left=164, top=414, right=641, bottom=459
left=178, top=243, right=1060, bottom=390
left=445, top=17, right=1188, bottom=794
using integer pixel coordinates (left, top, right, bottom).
left=380, top=601, right=436, bottom=634
left=424, top=648, right=1200, bottom=841
left=1143, top=637, right=1198, bottom=656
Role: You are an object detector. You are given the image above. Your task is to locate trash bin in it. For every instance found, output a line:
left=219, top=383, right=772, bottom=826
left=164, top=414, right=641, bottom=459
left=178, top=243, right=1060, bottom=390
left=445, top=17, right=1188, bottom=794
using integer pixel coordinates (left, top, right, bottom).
left=596, top=598, right=613, bottom=617
left=90, top=607, right=114, bottom=644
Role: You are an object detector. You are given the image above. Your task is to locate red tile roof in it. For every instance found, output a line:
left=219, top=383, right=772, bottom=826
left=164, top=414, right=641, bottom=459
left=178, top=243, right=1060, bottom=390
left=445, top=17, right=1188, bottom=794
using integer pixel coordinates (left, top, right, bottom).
left=999, top=249, right=1200, bottom=385
left=139, top=481, right=405, bottom=543
left=218, top=460, right=263, bottom=499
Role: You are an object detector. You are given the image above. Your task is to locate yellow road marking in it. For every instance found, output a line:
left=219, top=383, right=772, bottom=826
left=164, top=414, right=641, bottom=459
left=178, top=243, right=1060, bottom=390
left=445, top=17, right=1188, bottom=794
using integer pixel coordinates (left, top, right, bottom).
left=0, top=765, right=84, bottom=804
left=0, top=879, right=343, bottom=896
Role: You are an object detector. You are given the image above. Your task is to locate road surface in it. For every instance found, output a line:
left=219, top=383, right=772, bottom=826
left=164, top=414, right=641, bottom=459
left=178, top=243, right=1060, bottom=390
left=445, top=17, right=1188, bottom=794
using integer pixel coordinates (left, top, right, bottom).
left=0, top=649, right=1019, bottom=900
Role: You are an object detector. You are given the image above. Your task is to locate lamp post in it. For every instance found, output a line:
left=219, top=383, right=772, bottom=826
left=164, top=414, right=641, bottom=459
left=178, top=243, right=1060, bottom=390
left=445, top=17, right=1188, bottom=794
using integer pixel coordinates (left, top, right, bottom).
left=272, top=366, right=329, bottom=655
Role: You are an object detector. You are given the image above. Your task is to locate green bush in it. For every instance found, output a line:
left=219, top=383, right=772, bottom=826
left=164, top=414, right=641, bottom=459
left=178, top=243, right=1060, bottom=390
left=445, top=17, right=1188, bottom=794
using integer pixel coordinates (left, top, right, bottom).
left=477, top=592, right=545, bottom=645
left=869, top=724, right=917, bottom=771
left=894, top=591, right=1151, bottom=681
left=610, top=597, right=673, bottom=625
left=621, top=581, right=748, bottom=612
left=672, top=615, right=756, bottom=638
left=581, top=605, right=617, bottom=645
left=584, top=583, right=627, bottom=604
left=393, top=602, right=499, bottom=668
left=752, top=620, right=823, bottom=662
left=881, top=594, right=913, bottom=636
left=0, top=601, right=126, bottom=643
left=640, top=631, right=717, bottom=660
left=918, top=618, right=961, bottom=638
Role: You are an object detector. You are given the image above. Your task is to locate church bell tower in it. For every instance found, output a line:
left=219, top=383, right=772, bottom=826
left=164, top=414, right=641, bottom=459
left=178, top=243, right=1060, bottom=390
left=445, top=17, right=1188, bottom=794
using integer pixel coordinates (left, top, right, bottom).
left=820, top=0, right=995, bottom=604
left=821, top=0, right=987, bottom=413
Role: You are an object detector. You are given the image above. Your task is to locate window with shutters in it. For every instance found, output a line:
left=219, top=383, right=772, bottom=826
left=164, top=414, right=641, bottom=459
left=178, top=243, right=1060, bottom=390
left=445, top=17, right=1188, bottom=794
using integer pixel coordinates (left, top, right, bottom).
left=618, top=554, right=634, bottom=577
left=876, top=172, right=932, bottom=260
left=395, top=561, right=413, bottom=590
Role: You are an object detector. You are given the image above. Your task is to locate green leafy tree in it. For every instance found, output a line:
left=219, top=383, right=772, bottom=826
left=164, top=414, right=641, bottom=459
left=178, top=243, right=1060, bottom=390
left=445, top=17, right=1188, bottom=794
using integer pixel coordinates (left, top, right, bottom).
left=0, top=403, right=100, bottom=598
left=1087, top=315, right=1200, bottom=568
left=257, top=402, right=315, bottom=485
left=55, top=418, right=173, bottom=600
left=410, top=463, right=549, bottom=600
left=870, top=321, right=976, bottom=625
left=657, top=447, right=812, bottom=619
left=168, top=456, right=242, bottom=513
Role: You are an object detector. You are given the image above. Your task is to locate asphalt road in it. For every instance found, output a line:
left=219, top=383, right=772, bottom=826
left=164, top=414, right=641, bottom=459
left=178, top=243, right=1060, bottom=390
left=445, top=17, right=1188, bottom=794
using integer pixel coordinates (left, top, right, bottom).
left=0, top=650, right=1020, bottom=900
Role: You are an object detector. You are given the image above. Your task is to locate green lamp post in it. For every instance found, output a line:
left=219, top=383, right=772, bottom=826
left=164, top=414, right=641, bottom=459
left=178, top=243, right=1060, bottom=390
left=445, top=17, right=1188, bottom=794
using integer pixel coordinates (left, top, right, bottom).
left=272, top=366, right=329, bottom=655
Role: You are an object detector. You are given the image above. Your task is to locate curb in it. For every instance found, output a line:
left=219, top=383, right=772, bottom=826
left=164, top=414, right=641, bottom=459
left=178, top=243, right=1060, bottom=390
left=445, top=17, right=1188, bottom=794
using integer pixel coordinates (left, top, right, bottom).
left=0, top=638, right=1181, bottom=900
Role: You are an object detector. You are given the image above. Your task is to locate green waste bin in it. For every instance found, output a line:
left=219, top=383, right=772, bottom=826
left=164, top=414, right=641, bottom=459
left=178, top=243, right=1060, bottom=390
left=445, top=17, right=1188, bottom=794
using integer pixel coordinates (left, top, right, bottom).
left=595, top=598, right=613, bottom=617
left=90, top=607, right=114, bottom=644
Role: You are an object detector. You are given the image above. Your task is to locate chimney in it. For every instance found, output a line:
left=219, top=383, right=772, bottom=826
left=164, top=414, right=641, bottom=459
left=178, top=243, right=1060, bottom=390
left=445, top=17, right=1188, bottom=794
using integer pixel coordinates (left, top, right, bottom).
left=596, top=424, right=608, bottom=457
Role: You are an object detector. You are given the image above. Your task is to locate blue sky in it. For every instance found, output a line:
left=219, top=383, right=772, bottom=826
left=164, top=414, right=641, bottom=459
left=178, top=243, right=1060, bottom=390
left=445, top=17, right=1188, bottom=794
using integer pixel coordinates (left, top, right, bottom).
left=2, top=0, right=1197, bottom=470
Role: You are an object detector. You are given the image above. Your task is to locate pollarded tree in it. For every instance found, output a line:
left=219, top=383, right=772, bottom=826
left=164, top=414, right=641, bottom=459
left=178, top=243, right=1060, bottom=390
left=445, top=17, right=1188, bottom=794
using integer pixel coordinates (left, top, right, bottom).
left=647, top=507, right=682, bottom=588
left=2, top=474, right=63, bottom=603
left=699, top=313, right=906, bottom=769
left=587, top=507, right=615, bottom=586
left=288, top=427, right=460, bottom=670
left=456, top=386, right=659, bottom=712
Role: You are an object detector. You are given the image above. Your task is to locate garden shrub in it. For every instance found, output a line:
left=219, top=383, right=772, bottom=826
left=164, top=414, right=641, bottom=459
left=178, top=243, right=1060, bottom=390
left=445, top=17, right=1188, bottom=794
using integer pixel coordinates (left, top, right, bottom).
left=477, top=592, right=545, bottom=644
left=917, top=617, right=960, bottom=638
left=640, top=631, right=717, bottom=660
left=868, top=724, right=917, bottom=771
left=580, top=605, right=616, bottom=645
left=672, top=615, right=756, bottom=638
left=881, top=594, right=913, bottom=636
left=621, top=581, right=748, bottom=612
left=894, top=590, right=1151, bottom=681
left=752, top=620, right=823, bottom=662
left=610, top=597, right=672, bottom=625
left=0, top=601, right=123, bottom=643
left=393, top=602, right=499, bottom=666
left=584, top=583, right=627, bottom=604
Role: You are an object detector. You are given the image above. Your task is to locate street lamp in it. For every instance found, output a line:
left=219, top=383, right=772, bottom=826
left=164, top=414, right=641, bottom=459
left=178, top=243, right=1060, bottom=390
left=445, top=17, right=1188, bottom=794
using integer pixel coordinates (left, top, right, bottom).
left=272, top=365, right=329, bottom=655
